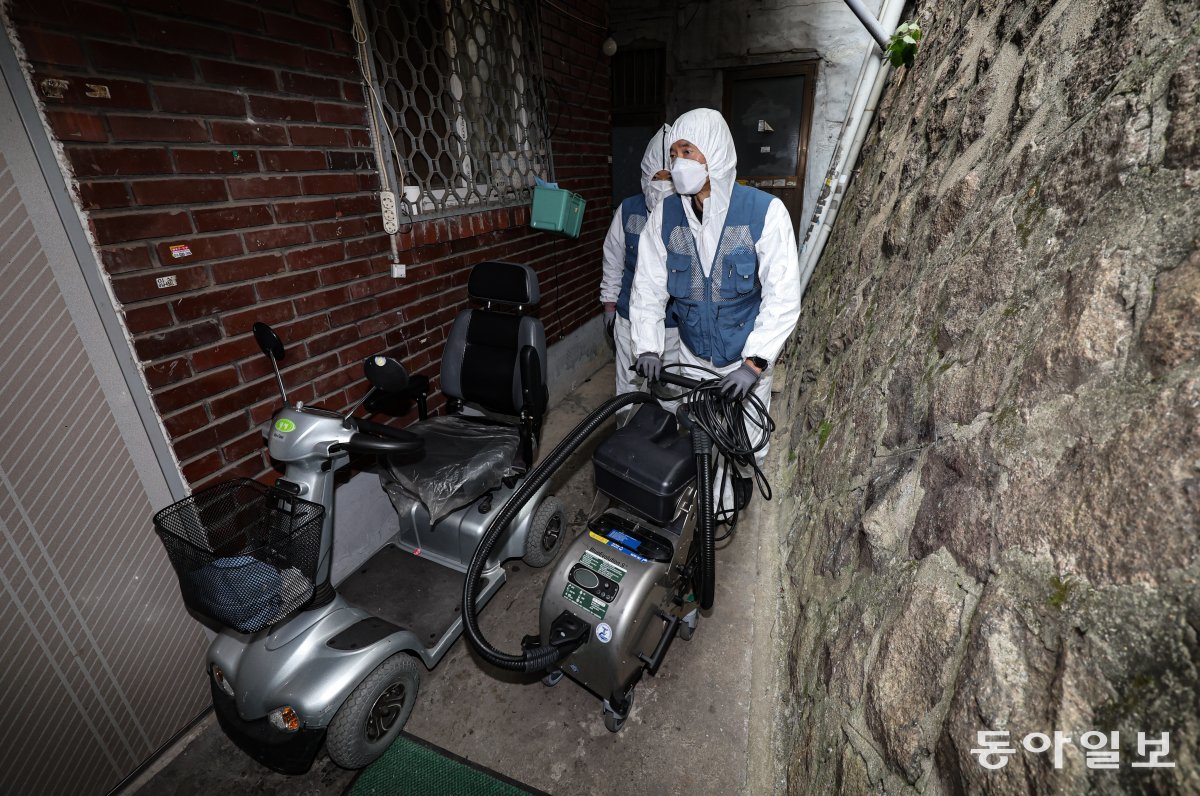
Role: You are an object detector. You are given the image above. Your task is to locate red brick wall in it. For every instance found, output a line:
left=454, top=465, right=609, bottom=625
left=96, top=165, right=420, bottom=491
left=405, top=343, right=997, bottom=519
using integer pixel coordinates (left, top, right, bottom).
left=6, top=0, right=610, bottom=487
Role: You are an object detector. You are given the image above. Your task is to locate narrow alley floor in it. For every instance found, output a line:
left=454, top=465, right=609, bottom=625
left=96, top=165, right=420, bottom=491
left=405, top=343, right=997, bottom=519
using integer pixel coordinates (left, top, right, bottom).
left=133, top=358, right=778, bottom=796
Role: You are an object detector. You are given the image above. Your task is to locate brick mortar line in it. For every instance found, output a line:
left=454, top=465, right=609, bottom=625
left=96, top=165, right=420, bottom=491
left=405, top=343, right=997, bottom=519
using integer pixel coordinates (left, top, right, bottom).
left=100, top=224, right=383, bottom=261
left=88, top=196, right=378, bottom=219
left=126, top=275, right=392, bottom=322
left=23, top=32, right=360, bottom=78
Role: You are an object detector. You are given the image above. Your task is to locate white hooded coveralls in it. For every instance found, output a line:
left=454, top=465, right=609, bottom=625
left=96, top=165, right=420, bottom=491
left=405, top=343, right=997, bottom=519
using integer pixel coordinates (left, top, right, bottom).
left=599, top=125, right=681, bottom=400
left=629, top=108, right=802, bottom=466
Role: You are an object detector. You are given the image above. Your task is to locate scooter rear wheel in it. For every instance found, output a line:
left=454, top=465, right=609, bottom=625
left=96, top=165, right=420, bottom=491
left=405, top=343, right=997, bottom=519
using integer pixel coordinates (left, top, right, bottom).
left=326, top=653, right=421, bottom=769
left=523, top=497, right=566, bottom=567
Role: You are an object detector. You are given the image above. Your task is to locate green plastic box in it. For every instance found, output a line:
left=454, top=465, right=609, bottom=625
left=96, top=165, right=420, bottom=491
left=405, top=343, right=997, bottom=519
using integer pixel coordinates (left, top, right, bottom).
left=530, top=185, right=585, bottom=238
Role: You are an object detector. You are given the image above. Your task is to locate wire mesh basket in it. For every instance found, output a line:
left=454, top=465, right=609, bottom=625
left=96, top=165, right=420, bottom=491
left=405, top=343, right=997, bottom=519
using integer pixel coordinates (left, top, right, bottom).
left=153, top=478, right=325, bottom=634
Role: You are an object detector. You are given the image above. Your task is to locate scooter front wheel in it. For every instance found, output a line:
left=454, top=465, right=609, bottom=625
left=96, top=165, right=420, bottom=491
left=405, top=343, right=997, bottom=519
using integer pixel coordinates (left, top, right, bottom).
left=326, top=653, right=421, bottom=769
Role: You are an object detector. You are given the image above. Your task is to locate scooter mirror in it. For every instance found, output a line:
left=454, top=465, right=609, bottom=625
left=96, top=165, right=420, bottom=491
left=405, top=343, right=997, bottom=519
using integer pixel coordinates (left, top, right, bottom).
left=252, top=322, right=285, bottom=361
left=363, top=355, right=409, bottom=395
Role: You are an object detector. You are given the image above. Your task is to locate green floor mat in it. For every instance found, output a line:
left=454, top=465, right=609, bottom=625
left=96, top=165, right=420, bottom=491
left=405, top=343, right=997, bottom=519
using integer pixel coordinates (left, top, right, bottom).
left=349, top=733, right=545, bottom=796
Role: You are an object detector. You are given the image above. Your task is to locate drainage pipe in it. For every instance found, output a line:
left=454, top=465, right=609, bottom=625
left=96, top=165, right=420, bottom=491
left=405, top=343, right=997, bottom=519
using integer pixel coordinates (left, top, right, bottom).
left=798, top=0, right=907, bottom=294
left=843, top=0, right=892, bottom=51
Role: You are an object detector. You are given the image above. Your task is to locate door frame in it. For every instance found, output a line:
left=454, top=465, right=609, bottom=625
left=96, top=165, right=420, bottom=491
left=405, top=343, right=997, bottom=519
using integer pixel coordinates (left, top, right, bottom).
left=0, top=32, right=187, bottom=503
left=721, top=60, right=819, bottom=223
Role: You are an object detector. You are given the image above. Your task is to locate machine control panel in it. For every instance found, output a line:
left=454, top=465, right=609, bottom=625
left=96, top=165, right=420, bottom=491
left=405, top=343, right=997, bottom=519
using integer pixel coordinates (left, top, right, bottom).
left=569, top=563, right=619, bottom=603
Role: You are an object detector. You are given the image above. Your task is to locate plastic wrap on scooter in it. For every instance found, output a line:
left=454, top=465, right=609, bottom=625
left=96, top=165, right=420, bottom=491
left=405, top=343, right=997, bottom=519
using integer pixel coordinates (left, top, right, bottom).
left=380, top=415, right=520, bottom=523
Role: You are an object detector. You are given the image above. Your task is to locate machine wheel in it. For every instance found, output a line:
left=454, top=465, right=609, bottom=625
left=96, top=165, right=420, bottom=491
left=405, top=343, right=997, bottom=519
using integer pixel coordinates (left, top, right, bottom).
left=326, top=653, right=421, bottom=769
left=602, top=687, right=635, bottom=733
left=523, top=497, right=566, bottom=568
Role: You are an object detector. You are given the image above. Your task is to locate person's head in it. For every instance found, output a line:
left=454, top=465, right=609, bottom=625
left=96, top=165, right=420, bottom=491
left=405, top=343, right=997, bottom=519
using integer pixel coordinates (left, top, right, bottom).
left=667, top=109, right=737, bottom=202
left=669, top=138, right=710, bottom=197
left=669, top=139, right=707, bottom=165
left=641, top=125, right=676, bottom=210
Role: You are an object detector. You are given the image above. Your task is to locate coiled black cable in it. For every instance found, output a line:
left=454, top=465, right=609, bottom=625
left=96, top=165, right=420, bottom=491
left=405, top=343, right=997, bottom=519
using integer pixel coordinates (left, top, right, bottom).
left=651, top=362, right=776, bottom=539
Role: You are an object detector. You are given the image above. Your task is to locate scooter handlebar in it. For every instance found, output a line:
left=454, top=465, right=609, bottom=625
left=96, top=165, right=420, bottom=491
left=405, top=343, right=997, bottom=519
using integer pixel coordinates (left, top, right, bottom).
left=336, top=433, right=424, bottom=456
left=354, top=417, right=419, bottom=443
left=333, top=418, right=424, bottom=456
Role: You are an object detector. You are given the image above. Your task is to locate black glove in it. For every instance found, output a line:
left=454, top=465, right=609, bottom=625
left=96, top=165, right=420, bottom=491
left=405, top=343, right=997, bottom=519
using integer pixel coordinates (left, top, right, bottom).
left=604, top=310, right=616, bottom=341
left=719, top=362, right=760, bottom=400
left=635, top=352, right=662, bottom=382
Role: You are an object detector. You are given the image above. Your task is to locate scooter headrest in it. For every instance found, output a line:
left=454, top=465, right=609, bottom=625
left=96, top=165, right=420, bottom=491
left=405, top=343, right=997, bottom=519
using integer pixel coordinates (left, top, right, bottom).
left=467, top=261, right=540, bottom=306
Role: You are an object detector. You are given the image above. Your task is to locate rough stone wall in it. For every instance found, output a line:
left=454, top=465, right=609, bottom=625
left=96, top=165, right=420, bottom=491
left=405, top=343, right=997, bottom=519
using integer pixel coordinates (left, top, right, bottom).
left=775, top=0, right=1199, bottom=792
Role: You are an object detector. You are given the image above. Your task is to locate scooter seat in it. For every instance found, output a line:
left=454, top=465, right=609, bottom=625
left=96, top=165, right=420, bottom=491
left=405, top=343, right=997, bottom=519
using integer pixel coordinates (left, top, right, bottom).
left=380, top=415, right=520, bottom=522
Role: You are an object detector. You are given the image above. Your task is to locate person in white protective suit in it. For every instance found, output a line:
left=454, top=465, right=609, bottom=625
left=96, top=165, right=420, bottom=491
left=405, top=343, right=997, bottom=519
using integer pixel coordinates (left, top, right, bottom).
left=629, top=108, right=801, bottom=508
left=598, top=124, right=681, bottom=412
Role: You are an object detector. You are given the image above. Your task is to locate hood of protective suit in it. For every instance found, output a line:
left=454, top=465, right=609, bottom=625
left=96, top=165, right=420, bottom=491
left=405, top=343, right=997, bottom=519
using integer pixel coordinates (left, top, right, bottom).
left=640, top=123, right=674, bottom=207
left=668, top=108, right=738, bottom=229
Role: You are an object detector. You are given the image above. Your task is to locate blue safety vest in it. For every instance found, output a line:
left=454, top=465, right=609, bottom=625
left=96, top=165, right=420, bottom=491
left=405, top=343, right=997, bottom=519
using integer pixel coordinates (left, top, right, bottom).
left=614, top=195, right=646, bottom=321
left=660, top=185, right=773, bottom=366
left=615, top=195, right=677, bottom=328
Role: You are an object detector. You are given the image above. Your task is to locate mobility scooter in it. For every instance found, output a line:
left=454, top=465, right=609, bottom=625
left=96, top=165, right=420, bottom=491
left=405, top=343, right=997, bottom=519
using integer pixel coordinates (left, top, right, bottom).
left=153, top=262, right=563, bottom=772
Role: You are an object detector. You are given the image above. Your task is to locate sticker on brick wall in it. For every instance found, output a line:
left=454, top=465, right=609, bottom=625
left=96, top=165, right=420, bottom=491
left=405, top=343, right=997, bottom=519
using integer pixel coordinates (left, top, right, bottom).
left=168, top=244, right=192, bottom=259
left=40, top=79, right=68, bottom=99
left=84, top=83, right=111, bottom=99
left=155, top=275, right=178, bottom=289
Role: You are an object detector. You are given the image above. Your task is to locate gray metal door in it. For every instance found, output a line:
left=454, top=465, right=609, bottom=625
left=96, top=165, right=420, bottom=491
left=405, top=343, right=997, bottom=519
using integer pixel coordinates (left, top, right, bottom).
left=723, top=61, right=818, bottom=229
left=0, top=37, right=208, bottom=796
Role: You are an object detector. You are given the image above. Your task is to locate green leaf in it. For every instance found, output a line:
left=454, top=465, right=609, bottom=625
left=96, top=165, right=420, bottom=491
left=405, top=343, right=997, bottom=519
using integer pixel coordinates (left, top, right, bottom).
left=903, top=34, right=916, bottom=44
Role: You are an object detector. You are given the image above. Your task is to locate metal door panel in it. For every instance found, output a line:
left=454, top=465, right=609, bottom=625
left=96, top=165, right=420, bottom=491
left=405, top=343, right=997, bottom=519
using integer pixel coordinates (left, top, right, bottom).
left=0, top=32, right=209, bottom=796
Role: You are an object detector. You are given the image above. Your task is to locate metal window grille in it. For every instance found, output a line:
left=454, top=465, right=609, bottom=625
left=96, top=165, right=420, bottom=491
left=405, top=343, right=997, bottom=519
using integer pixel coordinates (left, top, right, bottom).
left=359, top=0, right=554, bottom=220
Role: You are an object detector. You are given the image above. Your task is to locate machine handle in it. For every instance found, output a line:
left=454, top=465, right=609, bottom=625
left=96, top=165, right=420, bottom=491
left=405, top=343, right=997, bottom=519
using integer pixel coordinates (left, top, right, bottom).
left=636, top=610, right=682, bottom=676
left=626, top=363, right=703, bottom=391
left=657, top=371, right=702, bottom=390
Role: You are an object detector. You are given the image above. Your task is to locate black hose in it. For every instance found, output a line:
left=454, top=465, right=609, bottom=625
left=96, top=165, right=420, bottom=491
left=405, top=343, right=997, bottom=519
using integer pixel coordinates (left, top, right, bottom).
left=693, top=427, right=716, bottom=610
left=462, top=390, right=656, bottom=672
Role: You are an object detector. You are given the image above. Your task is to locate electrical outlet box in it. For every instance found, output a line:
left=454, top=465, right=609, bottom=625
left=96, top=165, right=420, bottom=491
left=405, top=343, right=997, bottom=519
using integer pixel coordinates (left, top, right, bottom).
left=391, top=261, right=406, bottom=278
left=380, top=190, right=398, bottom=234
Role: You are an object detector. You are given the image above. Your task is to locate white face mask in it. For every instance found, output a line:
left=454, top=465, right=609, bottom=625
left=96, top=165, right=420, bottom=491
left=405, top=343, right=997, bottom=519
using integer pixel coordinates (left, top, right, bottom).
left=647, top=179, right=675, bottom=210
left=670, top=157, right=708, bottom=196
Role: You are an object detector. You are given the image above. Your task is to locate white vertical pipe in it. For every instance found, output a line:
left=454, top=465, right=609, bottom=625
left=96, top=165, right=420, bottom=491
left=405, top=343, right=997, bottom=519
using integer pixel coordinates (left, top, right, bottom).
left=843, top=0, right=892, bottom=50
left=797, top=0, right=907, bottom=296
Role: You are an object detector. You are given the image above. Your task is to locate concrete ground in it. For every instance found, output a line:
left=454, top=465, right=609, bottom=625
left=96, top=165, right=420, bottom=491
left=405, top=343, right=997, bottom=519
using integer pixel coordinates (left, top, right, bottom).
left=132, top=358, right=785, bottom=796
